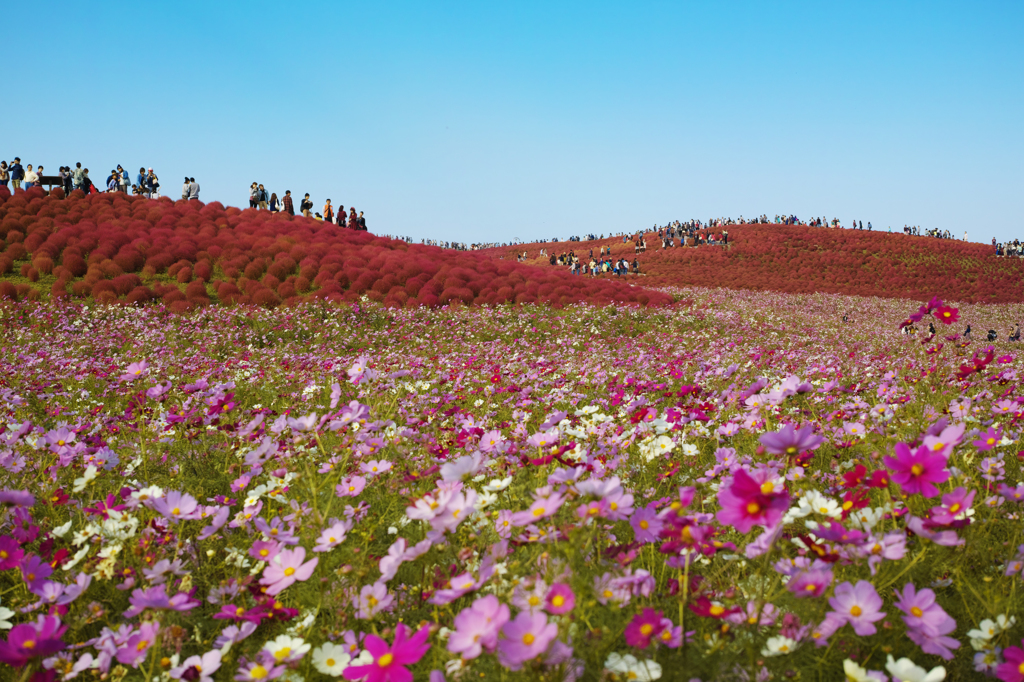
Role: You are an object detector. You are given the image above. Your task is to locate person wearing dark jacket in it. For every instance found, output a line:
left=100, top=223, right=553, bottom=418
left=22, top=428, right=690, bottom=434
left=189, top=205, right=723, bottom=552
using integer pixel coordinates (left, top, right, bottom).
left=9, top=158, right=24, bottom=190
left=358, top=211, right=366, bottom=231
left=283, top=191, right=295, bottom=215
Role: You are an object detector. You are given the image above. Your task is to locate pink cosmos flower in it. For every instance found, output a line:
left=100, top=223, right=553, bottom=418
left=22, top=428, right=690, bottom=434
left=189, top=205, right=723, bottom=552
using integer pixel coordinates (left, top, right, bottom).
left=716, top=468, right=790, bottom=534
left=152, top=490, right=199, bottom=522
left=973, top=427, right=1002, bottom=451
left=0, top=615, right=66, bottom=667
left=511, top=492, right=565, bottom=527
left=337, top=476, right=367, bottom=498
left=347, top=357, right=378, bottom=385
left=624, top=608, right=665, bottom=649
left=497, top=611, right=558, bottom=671
left=787, top=568, right=833, bottom=598
left=120, top=360, right=149, bottom=382
left=360, top=460, right=392, bottom=477
left=123, top=584, right=200, bottom=618
left=630, top=503, right=663, bottom=543
left=354, top=580, right=394, bottom=619
left=893, top=582, right=960, bottom=661
left=759, top=423, right=824, bottom=456
left=342, top=622, right=430, bottom=682
left=314, top=519, right=353, bottom=553
left=249, top=541, right=281, bottom=564
left=928, top=487, right=975, bottom=525
left=447, top=595, right=510, bottom=660
left=170, top=649, right=221, bottom=682
left=116, top=621, right=160, bottom=667
left=828, top=581, right=886, bottom=636
left=260, top=547, right=318, bottom=596
left=545, top=583, right=575, bottom=615
left=883, top=443, right=950, bottom=497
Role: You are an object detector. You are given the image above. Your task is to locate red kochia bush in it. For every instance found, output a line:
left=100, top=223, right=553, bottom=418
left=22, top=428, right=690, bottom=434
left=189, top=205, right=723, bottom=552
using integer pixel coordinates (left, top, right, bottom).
left=0, top=191, right=675, bottom=308
left=0, top=281, right=17, bottom=300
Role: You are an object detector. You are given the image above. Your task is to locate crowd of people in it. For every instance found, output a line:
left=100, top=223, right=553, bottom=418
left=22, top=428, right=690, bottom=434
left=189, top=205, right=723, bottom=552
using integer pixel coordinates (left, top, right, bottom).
left=904, top=321, right=1021, bottom=343
left=246, top=183, right=367, bottom=229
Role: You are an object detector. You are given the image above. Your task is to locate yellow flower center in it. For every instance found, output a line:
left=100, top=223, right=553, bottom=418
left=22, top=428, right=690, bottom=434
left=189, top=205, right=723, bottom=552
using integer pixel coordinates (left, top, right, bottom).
left=172, top=507, right=180, bottom=515
left=325, top=658, right=335, bottom=667
left=284, top=567, right=295, bottom=577
left=949, top=503, right=960, bottom=513
left=552, top=595, right=565, bottom=607
left=24, top=640, right=35, bottom=649
left=259, top=549, right=269, bottom=558
left=640, top=624, right=654, bottom=636
left=533, top=507, right=545, bottom=517
left=910, top=464, right=924, bottom=476
left=850, top=606, right=862, bottom=617
left=251, top=665, right=268, bottom=679
left=760, top=482, right=774, bottom=494
left=911, top=607, right=923, bottom=617
left=529, top=596, right=540, bottom=607
left=275, top=647, right=291, bottom=661
left=709, top=605, right=724, bottom=616
left=522, top=633, right=535, bottom=645
left=639, top=520, right=649, bottom=529
left=746, top=502, right=761, bottom=514
left=236, top=606, right=245, bottom=615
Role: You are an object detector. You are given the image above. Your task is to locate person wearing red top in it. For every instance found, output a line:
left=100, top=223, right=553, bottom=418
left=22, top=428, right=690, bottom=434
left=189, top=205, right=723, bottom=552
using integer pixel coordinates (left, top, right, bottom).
left=283, top=191, right=294, bottom=215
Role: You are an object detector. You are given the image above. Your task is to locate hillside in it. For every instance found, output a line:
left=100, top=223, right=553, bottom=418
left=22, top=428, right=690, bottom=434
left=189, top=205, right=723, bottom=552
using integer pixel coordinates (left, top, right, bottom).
left=0, top=188, right=672, bottom=309
left=483, top=224, right=1024, bottom=303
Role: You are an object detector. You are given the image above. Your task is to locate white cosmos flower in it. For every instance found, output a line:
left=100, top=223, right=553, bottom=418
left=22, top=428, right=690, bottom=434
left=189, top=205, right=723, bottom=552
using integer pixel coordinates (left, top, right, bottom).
left=604, top=652, right=662, bottom=681
left=885, top=655, right=946, bottom=682
left=312, top=642, right=351, bottom=677
left=263, top=634, right=310, bottom=663
left=72, top=466, right=98, bottom=493
left=761, top=635, right=798, bottom=657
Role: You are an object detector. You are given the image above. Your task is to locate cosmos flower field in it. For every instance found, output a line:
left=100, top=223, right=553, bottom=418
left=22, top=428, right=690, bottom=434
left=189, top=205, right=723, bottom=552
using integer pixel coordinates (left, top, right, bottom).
left=1, top=286, right=1024, bottom=682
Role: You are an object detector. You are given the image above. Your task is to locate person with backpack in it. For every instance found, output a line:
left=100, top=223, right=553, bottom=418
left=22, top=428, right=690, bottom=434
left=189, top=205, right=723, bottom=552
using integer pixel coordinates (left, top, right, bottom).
left=300, top=193, right=313, bottom=217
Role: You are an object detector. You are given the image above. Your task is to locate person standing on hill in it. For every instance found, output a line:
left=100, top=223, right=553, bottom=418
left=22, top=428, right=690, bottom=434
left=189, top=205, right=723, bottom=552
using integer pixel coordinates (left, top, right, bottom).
left=358, top=211, right=366, bottom=230
left=9, top=158, right=24, bottom=191
left=0, top=161, right=9, bottom=190
left=323, top=199, right=334, bottom=224
left=300, top=193, right=313, bottom=217
left=119, top=166, right=129, bottom=193
left=182, top=177, right=191, bottom=200
left=23, top=164, right=38, bottom=189
left=258, top=184, right=268, bottom=210
left=337, top=205, right=346, bottom=227
left=188, top=178, right=200, bottom=201
left=283, top=190, right=294, bottom=215
left=349, top=207, right=357, bottom=228
left=136, top=167, right=146, bottom=192
left=269, top=192, right=280, bottom=212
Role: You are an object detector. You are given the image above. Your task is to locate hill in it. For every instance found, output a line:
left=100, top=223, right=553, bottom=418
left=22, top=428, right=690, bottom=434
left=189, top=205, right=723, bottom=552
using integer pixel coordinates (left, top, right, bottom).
left=0, top=188, right=672, bottom=309
left=482, top=224, right=1024, bottom=303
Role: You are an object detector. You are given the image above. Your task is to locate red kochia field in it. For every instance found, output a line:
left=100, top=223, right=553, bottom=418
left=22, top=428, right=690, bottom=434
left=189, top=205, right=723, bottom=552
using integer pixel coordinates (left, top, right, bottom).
left=0, top=188, right=672, bottom=309
left=486, top=224, right=1024, bottom=303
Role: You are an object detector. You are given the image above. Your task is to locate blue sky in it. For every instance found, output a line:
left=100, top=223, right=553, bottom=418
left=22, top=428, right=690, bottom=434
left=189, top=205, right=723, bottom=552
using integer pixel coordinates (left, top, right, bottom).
left=8, top=1, right=1022, bottom=243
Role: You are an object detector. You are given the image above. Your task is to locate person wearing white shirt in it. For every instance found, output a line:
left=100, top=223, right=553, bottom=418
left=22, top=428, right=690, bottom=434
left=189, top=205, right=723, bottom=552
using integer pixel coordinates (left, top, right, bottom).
left=23, top=164, right=39, bottom=189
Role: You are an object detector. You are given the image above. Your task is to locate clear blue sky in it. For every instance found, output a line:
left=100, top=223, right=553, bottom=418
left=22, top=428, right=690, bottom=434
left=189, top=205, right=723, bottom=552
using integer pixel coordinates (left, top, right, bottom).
left=8, top=1, right=1023, bottom=243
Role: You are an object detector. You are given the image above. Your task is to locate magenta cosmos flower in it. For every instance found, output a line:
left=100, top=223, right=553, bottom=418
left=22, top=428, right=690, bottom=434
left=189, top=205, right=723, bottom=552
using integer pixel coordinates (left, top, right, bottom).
left=624, top=608, right=665, bottom=649
left=716, top=468, right=790, bottom=534
left=497, top=611, right=558, bottom=670
left=119, top=360, right=149, bottom=382
left=883, top=443, right=950, bottom=497
left=545, top=583, right=575, bottom=615
left=0, top=615, right=67, bottom=667
left=997, top=639, right=1024, bottom=682
left=933, top=305, right=959, bottom=325
left=759, top=423, right=824, bottom=456
left=342, top=622, right=430, bottom=682
left=260, top=547, right=318, bottom=596
left=828, top=581, right=886, bottom=636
